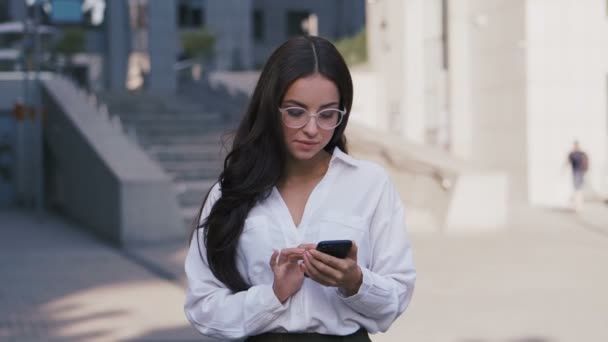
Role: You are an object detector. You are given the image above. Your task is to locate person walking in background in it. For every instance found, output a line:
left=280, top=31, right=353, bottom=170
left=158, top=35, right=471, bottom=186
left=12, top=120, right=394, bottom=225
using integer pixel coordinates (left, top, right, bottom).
left=183, top=36, right=416, bottom=341
left=567, top=140, right=589, bottom=212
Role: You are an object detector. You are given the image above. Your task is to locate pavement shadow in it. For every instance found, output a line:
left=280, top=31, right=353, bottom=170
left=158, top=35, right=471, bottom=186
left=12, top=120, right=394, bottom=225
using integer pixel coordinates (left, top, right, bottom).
left=125, top=326, right=203, bottom=342
left=550, top=203, right=608, bottom=239
left=459, top=337, right=556, bottom=342
left=0, top=210, right=197, bottom=341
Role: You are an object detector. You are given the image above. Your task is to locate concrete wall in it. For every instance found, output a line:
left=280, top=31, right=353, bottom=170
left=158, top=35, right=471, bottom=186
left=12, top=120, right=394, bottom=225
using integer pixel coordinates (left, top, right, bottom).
left=8, top=0, right=26, bottom=21
left=347, top=122, right=508, bottom=232
left=0, top=74, right=42, bottom=208
left=525, top=0, right=608, bottom=205
left=466, top=0, right=529, bottom=202
left=103, top=0, right=131, bottom=91
left=447, top=0, right=474, bottom=160
left=350, top=69, right=387, bottom=130
left=148, top=0, right=177, bottom=93
left=363, top=0, right=608, bottom=209
left=422, top=0, right=450, bottom=148
left=0, top=76, right=28, bottom=207
left=41, top=75, right=184, bottom=245
left=367, top=0, right=427, bottom=143
left=206, top=0, right=254, bottom=70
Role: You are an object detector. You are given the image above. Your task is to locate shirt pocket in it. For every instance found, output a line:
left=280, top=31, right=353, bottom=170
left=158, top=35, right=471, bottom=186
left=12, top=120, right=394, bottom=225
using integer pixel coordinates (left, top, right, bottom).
left=316, top=213, right=366, bottom=246
left=238, top=215, right=281, bottom=286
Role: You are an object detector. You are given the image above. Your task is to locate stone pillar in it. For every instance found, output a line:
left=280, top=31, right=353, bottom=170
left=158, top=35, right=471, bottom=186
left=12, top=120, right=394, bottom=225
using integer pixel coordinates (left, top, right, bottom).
left=148, top=0, right=177, bottom=93
left=368, top=0, right=426, bottom=142
left=103, top=0, right=131, bottom=91
left=206, top=0, right=253, bottom=70
left=446, top=0, right=473, bottom=160
left=9, top=0, right=27, bottom=21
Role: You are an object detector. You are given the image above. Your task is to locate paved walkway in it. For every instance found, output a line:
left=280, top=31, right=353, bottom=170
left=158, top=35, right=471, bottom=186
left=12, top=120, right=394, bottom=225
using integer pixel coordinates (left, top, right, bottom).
left=1, top=202, right=607, bottom=341
left=0, top=209, right=200, bottom=342
left=375, top=202, right=608, bottom=342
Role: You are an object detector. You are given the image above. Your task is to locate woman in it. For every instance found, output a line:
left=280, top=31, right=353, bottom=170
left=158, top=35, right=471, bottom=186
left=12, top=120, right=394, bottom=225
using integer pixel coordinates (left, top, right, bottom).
left=184, top=35, right=416, bottom=341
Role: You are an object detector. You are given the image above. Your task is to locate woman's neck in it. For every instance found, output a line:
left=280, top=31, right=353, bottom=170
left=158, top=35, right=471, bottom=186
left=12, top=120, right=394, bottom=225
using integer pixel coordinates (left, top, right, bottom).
left=282, top=150, right=331, bottom=185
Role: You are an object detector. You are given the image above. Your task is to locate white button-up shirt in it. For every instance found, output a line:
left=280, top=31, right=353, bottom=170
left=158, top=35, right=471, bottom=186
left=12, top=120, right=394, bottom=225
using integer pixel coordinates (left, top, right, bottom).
left=184, top=148, right=416, bottom=341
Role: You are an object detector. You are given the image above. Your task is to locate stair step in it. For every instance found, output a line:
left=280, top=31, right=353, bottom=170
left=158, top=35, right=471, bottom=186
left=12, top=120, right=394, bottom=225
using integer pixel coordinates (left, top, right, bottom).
left=175, top=180, right=217, bottom=207
left=132, top=126, right=228, bottom=137
left=140, top=135, right=232, bottom=145
left=182, top=206, right=203, bottom=228
left=169, top=170, right=222, bottom=182
left=114, top=111, right=221, bottom=119
left=97, top=85, right=244, bottom=226
left=163, top=160, right=222, bottom=172
left=152, top=152, right=226, bottom=163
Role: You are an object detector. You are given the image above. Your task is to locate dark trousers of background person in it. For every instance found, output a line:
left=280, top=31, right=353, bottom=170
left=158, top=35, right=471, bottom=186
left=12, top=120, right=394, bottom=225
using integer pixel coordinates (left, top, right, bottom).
left=246, top=329, right=371, bottom=342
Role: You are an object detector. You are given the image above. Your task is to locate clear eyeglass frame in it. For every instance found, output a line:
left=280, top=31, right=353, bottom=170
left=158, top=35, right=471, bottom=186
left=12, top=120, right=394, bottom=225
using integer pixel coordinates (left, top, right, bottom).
left=278, top=106, right=347, bottom=130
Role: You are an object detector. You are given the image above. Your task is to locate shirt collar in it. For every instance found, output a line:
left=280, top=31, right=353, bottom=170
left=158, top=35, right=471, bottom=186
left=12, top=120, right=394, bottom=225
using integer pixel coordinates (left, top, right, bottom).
left=331, top=146, right=358, bottom=168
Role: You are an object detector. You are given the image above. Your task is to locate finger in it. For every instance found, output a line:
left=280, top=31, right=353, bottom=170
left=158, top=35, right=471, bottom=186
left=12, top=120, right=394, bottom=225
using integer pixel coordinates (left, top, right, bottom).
left=303, top=252, right=336, bottom=286
left=278, top=248, right=304, bottom=264
left=347, top=241, right=358, bottom=261
left=309, top=249, right=347, bottom=270
left=306, top=251, right=342, bottom=280
left=280, top=248, right=305, bottom=256
left=287, top=253, right=304, bottom=263
left=297, top=243, right=316, bottom=251
left=301, top=260, right=327, bottom=284
left=269, top=250, right=279, bottom=269
left=299, top=263, right=308, bottom=277
left=278, top=250, right=288, bottom=264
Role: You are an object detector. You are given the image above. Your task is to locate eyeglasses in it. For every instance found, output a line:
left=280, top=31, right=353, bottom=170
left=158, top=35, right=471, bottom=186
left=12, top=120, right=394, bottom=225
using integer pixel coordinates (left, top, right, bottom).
left=278, top=106, right=346, bottom=130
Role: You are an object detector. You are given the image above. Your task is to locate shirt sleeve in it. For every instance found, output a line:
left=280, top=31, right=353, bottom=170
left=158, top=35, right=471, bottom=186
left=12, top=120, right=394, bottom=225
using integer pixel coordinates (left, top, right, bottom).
left=184, top=183, right=289, bottom=340
left=336, top=176, right=416, bottom=332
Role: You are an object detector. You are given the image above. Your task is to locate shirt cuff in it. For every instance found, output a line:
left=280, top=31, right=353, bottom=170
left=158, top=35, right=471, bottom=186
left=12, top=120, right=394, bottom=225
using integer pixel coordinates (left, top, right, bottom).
left=336, top=266, right=373, bottom=299
left=335, top=267, right=387, bottom=315
left=245, top=285, right=290, bottom=332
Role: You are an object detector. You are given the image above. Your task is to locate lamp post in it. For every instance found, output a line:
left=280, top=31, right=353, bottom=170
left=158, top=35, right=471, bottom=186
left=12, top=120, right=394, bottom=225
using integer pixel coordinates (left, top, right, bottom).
left=31, top=0, right=44, bottom=216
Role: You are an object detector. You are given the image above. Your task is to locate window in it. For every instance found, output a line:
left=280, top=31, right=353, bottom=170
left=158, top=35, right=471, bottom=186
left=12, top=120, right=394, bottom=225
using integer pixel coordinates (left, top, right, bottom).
left=286, top=11, right=311, bottom=36
left=191, top=8, right=202, bottom=27
left=253, top=10, right=265, bottom=42
left=178, top=1, right=205, bottom=28
left=0, top=1, right=8, bottom=22
left=178, top=4, right=189, bottom=27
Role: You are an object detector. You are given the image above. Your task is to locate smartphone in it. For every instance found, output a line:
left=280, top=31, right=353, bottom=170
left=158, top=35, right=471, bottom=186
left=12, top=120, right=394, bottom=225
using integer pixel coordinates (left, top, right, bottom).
left=316, top=240, right=352, bottom=259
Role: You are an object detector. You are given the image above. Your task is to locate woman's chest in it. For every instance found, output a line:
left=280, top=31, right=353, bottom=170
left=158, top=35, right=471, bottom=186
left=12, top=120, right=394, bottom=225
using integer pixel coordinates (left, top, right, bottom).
left=237, top=202, right=372, bottom=284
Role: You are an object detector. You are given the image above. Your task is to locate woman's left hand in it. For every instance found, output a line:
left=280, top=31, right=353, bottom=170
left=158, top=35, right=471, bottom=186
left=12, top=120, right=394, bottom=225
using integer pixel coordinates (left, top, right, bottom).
left=299, top=241, right=363, bottom=296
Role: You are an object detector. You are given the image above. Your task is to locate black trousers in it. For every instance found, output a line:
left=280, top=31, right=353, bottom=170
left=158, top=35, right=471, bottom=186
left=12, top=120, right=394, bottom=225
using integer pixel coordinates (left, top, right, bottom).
left=246, top=329, right=370, bottom=342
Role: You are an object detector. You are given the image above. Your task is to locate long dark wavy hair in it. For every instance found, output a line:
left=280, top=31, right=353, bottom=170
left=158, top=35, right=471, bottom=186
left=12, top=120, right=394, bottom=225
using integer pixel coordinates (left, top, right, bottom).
left=193, top=35, right=354, bottom=292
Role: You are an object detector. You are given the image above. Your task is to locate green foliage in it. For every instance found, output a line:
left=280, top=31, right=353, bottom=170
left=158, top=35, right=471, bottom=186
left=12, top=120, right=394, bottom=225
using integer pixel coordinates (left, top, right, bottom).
left=334, top=29, right=367, bottom=66
left=53, top=28, right=86, bottom=57
left=181, top=28, right=215, bottom=59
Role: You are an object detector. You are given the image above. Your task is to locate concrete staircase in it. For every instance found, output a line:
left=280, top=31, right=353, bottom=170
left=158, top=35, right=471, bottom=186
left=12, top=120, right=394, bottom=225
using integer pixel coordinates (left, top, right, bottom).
left=98, top=82, right=245, bottom=230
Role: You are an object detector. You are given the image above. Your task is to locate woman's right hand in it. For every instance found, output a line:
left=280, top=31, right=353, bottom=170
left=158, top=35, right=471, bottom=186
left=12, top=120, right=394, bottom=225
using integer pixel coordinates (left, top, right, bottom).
left=270, top=248, right=305, bottom=303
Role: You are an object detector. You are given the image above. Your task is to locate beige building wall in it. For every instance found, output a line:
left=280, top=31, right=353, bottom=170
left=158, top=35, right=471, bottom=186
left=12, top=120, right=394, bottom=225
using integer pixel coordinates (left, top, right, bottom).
left=525, top=0, right=608, bottom=206
left=365, top=0, right=608, bottom=206
left=447, top=0, right=474, bottom=160
left=465, top=0, right=529, bottom=202
left=365, top=0, right=426, bottom=143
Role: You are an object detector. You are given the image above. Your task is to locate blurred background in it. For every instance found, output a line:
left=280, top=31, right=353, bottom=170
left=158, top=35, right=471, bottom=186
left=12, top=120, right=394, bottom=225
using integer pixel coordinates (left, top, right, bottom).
left=0, top=0, right=607, bottom=341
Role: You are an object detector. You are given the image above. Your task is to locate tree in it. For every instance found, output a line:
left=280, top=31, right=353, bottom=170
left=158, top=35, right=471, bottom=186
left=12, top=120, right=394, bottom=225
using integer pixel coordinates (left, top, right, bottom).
left=52, top=28, right=86, bottom=62
left=181, top=28, right=215, bottom=60
left=334, top=30, right=368, bottom=66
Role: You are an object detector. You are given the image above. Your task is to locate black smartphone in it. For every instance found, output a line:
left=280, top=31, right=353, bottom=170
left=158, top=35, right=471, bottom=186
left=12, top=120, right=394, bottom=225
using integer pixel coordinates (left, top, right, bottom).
left=316, top=240, right=352, bottom=259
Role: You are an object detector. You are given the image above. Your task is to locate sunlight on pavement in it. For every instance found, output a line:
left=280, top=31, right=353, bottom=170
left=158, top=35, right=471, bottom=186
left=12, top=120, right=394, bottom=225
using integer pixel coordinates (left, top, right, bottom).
left=41, top=280, right=191, bottom=342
